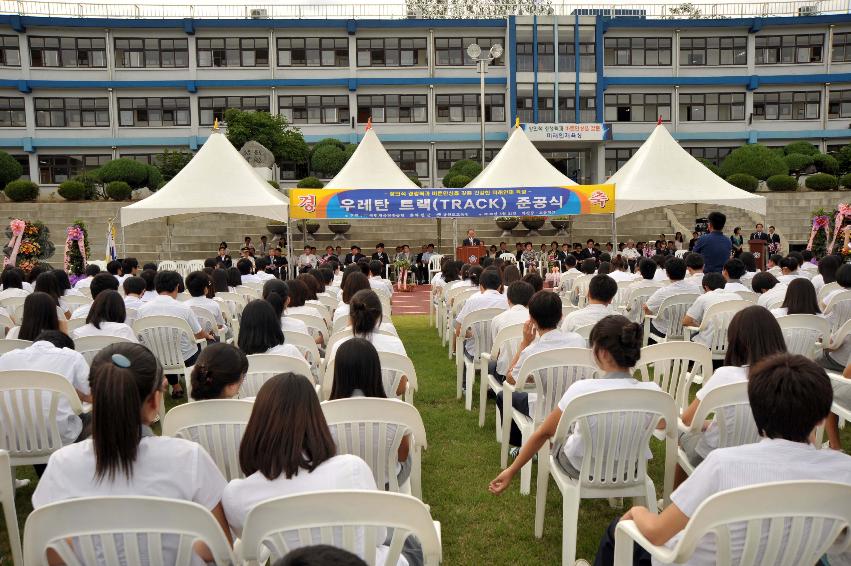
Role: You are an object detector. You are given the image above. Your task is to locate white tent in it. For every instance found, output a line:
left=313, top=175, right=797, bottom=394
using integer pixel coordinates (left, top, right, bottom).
left=610, top=124, right=766, bottom=218
left=120, top=130, right=289, bottom=227
left=324, top=128, right=419, bottom=189
left=466, top=125, right=578, bottom=188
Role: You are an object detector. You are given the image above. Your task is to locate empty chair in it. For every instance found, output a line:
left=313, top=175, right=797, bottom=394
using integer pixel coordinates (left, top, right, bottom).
left=635, top=341, right=713, bottom=413
left=776, top=314, right=831, bottom=359
left=133, top=315, right=205, bottom=399
left=73, top=335, right=134, bottom=365
left=242, top=353, right=313, bottom=398
left=157, top=260, right=178, bottom=271
left=0, top=449, right=21, bottom=566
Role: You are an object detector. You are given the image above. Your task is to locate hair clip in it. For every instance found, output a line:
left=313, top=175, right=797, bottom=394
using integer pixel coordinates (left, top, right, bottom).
left=111, top=353, right=131, bottom=368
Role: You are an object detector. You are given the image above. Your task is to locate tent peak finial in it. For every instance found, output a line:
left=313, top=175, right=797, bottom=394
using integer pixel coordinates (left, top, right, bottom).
left=366, top=117, right=372, bottom=131
left=212, top=118, right=220, bottom=132
left=515, top=117, right=520, bottom=128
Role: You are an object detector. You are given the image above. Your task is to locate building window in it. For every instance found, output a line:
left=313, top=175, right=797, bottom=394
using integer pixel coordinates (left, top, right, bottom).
left=680, top=37, right=747, bottom=66
left=279, top=95, right=350, bottom=124
left=605, top=148, right=636, bottom=176
left=12, top=155, right=30, bottom=179
left=0, top=97, right=26, bottom=127
left=0, top=36, right=20, bottom=66
left=753, top=91, right=820, bottom=120
left=829, top=89, right=851, bottom=118
left=755, top=34, right=823, bottom=64
left=434, top=37, right=504, bottom=66
left=517, top=95, right=556, bottom=123
left=197, top=38, right=269, bottom=67
left=436, top=148, right=497, bottom=176
left=679, top=93, right=745, bottom=121
left=277, top=38, right=348, bottom=67
left=34, top=97, right=109, bottom=127
left=604, top=93, right=671, bottom=122
left=114, top=38, right=189, bottom=68
left=29, top=36, right=106, bottom=67
left=118, top=97, right=190, bottom=127
left=517, top=43, right=533, bottom=72
left=604, top=37, right=672, bottom=66
left=558, top=96, right=596, bottom=122
left=356, top=38, right=427, bottom=67
left=558, top=42, right=596, bottom=72
left=832, top=32, right=851, bottom=62
left=537, top=42, right=555, bottom=71
left=685, top=147, right=734, bottom=165
left=198, top=96, right=269, bottom=125
left=38, top=154, right=109, bottom=184
left=435, top=94, right=505, bottom=123
left=387, top=149, right=429, bottom=178
left=356, top=94, right=427, bottom=123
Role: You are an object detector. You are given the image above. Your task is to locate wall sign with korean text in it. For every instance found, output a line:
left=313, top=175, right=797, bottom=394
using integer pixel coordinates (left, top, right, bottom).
left=523, top=123, right=612, bottom=142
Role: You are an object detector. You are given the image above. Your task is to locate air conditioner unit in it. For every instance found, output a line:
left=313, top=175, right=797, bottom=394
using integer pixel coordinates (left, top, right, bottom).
left=249, top=8, right=268, bottom=19
left=798, top=5, right=818, bottom=16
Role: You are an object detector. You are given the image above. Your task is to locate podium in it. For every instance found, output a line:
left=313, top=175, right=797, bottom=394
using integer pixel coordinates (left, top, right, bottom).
left=748, top=239, right=767, bottom=271
left=456, top=245, right=486, bottom=264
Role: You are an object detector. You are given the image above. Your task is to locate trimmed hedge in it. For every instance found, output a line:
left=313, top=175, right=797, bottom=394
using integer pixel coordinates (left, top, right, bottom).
left=443, top=174, right=472, bottom=188
left=813, top=153, right=839, bottom=174
left=804, top=173, right=839, bottom=191
left=840, top=173, right=851, bottom=188
left=96, top=158, right=151, bottom=188
left=105, top=181, right=133, bottom=200
left=297, top=176, right=324, bottom=188
left=719, top=144, right=788, bottom=180
left=784, top=141, right=819, bottom=156
left=725, top=173, right=758, bottom=193
left=783, top=153, right=814, bottom=176
left=4, top=179, right=39, bottom=201
left=0, top=151, right=23, bottom=188
left=310, top=144, right=348, bottom=177
left=57, top=180, right=88, bottom=200
left=765, top=175, right=798, bottom=191
left=698, top=158, right=720, bottom=176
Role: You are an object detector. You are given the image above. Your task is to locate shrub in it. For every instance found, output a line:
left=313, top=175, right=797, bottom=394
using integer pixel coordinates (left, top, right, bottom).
left=311, top=137, right=345, bottom=154
left=146, top=165, right=163, bottom=190
left=0, top=151, right=22, bottom=188
left=698, top=158, right=720, bottom=176
left=57, top=180, right=88, bottom=200
left=310, top=144, right=348, bottom=177
left=835, top=144, right=851, bottom=175
left=72, top=173, right=99, bottom=199
left=783, top=153, right=814, bottom=177
left=297, top=176, right=324, bottom=188
left=784, top=141, right=819, bottom=156
left=97, top=158, right=150, bottom=188
left=805, top=173, right=839, bottom=191
left=719, top=144, right=788, bottom=180
left=840, top=173, right=851, bottom=188
left=267, top=179, right=280, bottom=189
left=725, top=173, right=758, bottom=193
left=443, top=174, right=472, bottom=188
left=765, top=175, right=799, bottom=191
left=407, top=173, right=423, bottom=188
left=442, top=159, right=482, bottom=187
left=105, top=181, right=133, bottom=200
left=4, top=179, right=38, bottom=201
left=812, top=153, right=839, bottom=174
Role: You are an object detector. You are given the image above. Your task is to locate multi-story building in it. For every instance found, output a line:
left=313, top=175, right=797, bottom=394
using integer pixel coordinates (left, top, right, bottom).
left=2, top=3, right=851, bottom=189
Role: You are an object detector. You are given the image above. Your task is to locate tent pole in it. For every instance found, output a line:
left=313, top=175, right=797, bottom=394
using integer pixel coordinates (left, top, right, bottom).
left=453, top=218, right=458, bottom=256
left=611, top=213, right=617, bottom=247
left=121, top=225, right=126, bottom=258
left=285, top=219, right=293, bottom=280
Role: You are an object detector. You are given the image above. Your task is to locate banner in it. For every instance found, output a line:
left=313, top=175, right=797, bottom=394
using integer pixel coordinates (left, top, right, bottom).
left=290, top=184, right=615, bottom=220
left=523, top=123, right=612, bottom=142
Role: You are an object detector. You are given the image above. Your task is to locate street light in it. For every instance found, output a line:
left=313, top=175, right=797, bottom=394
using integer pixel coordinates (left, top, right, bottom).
left=467, top=42, right=503, bottom=168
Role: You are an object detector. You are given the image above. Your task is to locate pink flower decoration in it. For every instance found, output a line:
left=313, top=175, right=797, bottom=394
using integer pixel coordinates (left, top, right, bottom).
left=10, top=219, right=25, bottom=236
left=66, top=226, right=83, bottom=241
left=838, top=203, right=851, bottom=218
left=813, top=215, right=830, bottom=229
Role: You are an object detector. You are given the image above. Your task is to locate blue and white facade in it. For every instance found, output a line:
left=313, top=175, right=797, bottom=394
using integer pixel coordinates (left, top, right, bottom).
left=1, top=8, right=851, bottom=187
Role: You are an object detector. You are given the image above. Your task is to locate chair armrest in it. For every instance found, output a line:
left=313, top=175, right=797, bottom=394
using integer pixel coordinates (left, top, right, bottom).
left=683, top=325, right=699, bottom=341
left=614, top=520, right=678, bottom=566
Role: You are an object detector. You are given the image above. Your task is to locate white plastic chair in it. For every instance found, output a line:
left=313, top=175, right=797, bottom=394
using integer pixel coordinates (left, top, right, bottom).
left=331, top=315, right=349, bottom=335
left=0, top=338, right=32, bottom=355
left=677, top=381, right=759, bottom=477
left=614, top=481, right=851, bottom=566
left=157, top=260, right=178, bottom=271
left=242, top=354, right=314, bottom=399
left=283, top=330, right=323, bottom=377
left=573, top=323, right=595, bottom=343
left=73, top=335, right=135, bottom=366
left=162, top=399, right=254, bottom=481
left=0, top=312, right=14, bottom=339
left=318, top=293, right=338, bottom=311
left=189, top=305, right=230, bottom=344
left=60, top=294, right=91, bottom=309
left=455, top=307, right=506, bottom=410
left=734, top=290, right=758, bottom=303
left=635, top=341, right=713, bottom=413
left=23, top=496, right=237, bottom=566
left=570, top=274, right=594, bottom=307
left=642, top=293, right=699, bottom=346
left=0, top=297, right=26, bottom=325
left=824, top=290, right=851, bottom=333
left=499, top=252, right=517, bottom=264
left=378, top=351, right=418, bottom=404
left=0, top=449, right=22, bottom=566
left=684, top=299, right=750, bottom=360
left=478, top=323, right=524, bottom=431
left=828, top=371, right=851, bottom=424
left=818, top=281, right=840, bottom=307
left=322, top=398, right=428, bottom=498
left=443, top=287, right=477, bottom=349
left=776, top=314, right=831, bottom=359
left=557, top=272, right=582, bottom=300
left=239, top=491, right=442, bottom=566
left=288, top=312, right=329, bottom=345
left=501, top=348, right=600, bottom=494
left=186, top=259, right=206, bottom=273
left=539, top=388, right=678, bottom=565
left=133, top=315, right=204, bottom=400
left=65, top=317, right=87, bottom=333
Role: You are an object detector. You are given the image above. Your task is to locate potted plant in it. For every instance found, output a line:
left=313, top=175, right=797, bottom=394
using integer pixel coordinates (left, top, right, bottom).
left=328, top=221, right=351, bottom=240
left=266, top=221, right=288, bottom=236
left=521, top=216, right=546, bottom=236
left=550, top=215, right=572, bottom=237
left=296, top=220, right=320, bottom=240
left=495, top=216, right=519, bottom=236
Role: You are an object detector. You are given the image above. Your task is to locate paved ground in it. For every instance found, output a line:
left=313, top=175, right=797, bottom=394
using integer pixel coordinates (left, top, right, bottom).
left=390, top=284, right=431, bottom=316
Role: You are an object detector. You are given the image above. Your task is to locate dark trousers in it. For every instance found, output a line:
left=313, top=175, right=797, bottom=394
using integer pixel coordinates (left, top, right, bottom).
left=495, top=390, right=530, bottom=447
left=594, top=517, right=651, bottom=566
left=166, top=346, right=201, bottom=386
left=415, top=265, right=428, bottom=283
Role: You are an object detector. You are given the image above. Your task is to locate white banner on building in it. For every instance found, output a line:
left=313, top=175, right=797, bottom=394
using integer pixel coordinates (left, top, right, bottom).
left=523, top=123, right=611, bottom=142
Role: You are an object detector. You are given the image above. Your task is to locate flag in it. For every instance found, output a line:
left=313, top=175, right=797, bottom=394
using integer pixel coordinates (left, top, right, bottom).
left=106, top=221, right=117, bottom=261
left=657, top=115, right=663, bottom=125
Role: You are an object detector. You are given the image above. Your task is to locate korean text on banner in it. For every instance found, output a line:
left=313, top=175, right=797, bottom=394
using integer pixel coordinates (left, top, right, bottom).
left=291, top=185, right=615, bottom=220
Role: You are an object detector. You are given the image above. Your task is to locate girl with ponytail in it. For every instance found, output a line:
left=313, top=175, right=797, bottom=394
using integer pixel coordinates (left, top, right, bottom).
left=489, top=314, right=663, bottom=494
left=190, top=342, right=249, bottom=401
left=262, top=278, right=310, bottom=336
left=329, top=289, right=406, bottom=359
left=32, top=342, right=232, bottom=562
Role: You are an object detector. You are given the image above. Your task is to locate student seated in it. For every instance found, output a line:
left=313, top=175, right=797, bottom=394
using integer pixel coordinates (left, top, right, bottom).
left=489, top=281, right=534, bottom=383
left=812, top=254, right=841, bottom=294
left=71, top=289, right=138, bottom=343
left=770, top=278, right=821, bottom=318
left=329, top=290, right=406, bottom=359
left=562, top=274, right=617, bottom=333
left=682, top=253, right=705, bottom=290
left=34, top=271, right=71, bottom=319
left=334, top=271, right=371, bottom=324
left=32, top=343, right=231, bottom=563
left=262, top=279, right=310, bottom=336
left=222, top=373, right=423, bottom=566
left=190, top=342, right=248, bottom=401
left=71, top=273, right=119, bottom=320
left=752, top=271, right=786, bottom=308
left=71, top=264, right=100, bottom=291
left=238, top=299, right=303, bottom=359
left=592, top=353, right=851, bottom=566
left=721, top=258, right=748, bottom=292
left=454, top=268, right=508, bottom=359
left=820, top=264, right=851, bottom=373
left=642, top=258, right=693, bottom=341
left=274, top=546, right=368, bottom=566
left=681, top=273, right=741, bottom=347
left=777, top=255, right=807, bottom=284
left=628, top=259, right=662, bottom=290
left=607, top=257, right=635, bottom=282
left=121, top=275, right=146, bottom=314
left=185, top=271, right=229, bottom=337
left=827, top=360, right=851, bottom=451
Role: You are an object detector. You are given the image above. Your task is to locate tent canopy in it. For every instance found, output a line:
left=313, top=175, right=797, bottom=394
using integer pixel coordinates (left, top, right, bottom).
left=467, top=125, right=578, bottom=188
left=120, top=130, right=289, bottom=227
left=324, top=128, right=419, bottom=189
left=610, top=125, right=766, bottom=219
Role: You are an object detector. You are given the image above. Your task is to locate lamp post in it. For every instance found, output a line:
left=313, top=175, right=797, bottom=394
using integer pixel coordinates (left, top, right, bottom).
left=467, top=42, right=503, bottom=168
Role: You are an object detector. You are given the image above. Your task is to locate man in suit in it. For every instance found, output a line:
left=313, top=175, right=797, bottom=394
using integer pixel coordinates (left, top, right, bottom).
left=372, top=243, right=390, bottom=266
left=415, top=243, right=435, bottom=284
left=464, top=229, right=482, bottom=246
left=578, top=238, right=600, bottom=261
left=750, top=223, right=770, bottom=243
left=215, top=244, right=232, bottom=268
left=268, top=247, right=288, bottom=279
left=344, top=245, right=365, bottom=266
left=768, top=225, right=781, bottom=253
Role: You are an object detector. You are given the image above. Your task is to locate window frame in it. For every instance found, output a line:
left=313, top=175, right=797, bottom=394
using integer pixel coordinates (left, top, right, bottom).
left=603, top=36, right=673, bottom=66
left=387, top=148, right=429, bottom=178
left=117, top=97, right=191, bottom=127
left=679, top=36, right=747, bottom=66
left=196, top=37, right=269, bottom=68
left=434, top=93, right=505, bottom=123
left=34, top=97, right=110, bottom=128
left=0, top=35, right=20, bottom=67
left=198, top=96, right=270, bottom=126
left=38, top=154, right=110, bottom=184
left=0, top=97, right=26, bottom=127
left=278, top=94, right=351, bottom=125
left=114, top=37, right=189, bottom=68
left=752, top=90, right=821, bottom=120
left=603, top=92, right=672, bottom=122
left=678, top=92, right=746, bottom=121
left=434, top=37, right=504, bottom=67
left=755, top=34, right=823, bottom=65
left=355, top=94, right=428, bottom=123
left=29, top=36, right=106, bottom=68
left=356, top=38, right=428, bottom=67
left=276, top=37, right=349, bottom=67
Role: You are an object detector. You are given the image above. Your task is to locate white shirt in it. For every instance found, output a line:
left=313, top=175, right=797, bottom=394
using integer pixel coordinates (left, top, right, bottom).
left=33, top=436, right=227, bottom=566
left=608, top=270, right=636, bottom=282
left=281, top=316, right=310, bottom=335
left=653, top=270, right=669, bottom=282
left=223, top=454, right=406, bottom=565
left=70, top=303, right=91, bottom=320
left=757, top=284, right=787, bottom=308
left=72, top=321, right=138, bottom=343
left=333, top=303, right=350, bottom=323
left=297, top=253, right=316, bottom=268
left=645, top=280, right=696, bottom=336
left=186, top=296, right=227, bottom=327
left=723, top=281, right=749, bottom=293
left=692, top=366, right=748, bottom=457
left=240, top=273, right=263, bottom=285
left=330, top=331, right=407, bottom=360
left=686, top=289, right=742, bottom=347
left=123, top=295, right=145, bottom=311
left=369, top=276, right=393, bottom=296
left=778, top=272, right=807, bottom=285
left=455, top=289, right=508, bottom=356
left=661, top=438, right=851, bottom=566
left=0, top=287, right=28, bottom=300
left=510, top=329, right=585, bottom=384
left=73, top=277, right=92, bottom=289
left=560, top=303, right=614, bottom=334
left=684, top=273, right=705, bottom=290
left=811, top=274, right=825, bottom=293
left=266, top=343, right=304, bottom=359
left=490, top=305, right=528, bottom=376
left=137, top=294, right=202, bottom=361
left=0, top=341, right=90, bottom=445
left=621, top=247, right=640, bottom=260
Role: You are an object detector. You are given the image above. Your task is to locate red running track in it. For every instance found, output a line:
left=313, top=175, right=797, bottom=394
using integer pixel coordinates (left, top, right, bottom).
left=391, top=284, right=431, bottom=316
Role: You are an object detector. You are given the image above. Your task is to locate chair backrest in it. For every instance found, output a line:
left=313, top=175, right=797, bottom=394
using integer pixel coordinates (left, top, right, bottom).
left=558, top=272, right=582, bottom=298
left=499, top=252, right=517, bottom=264
left=186, top=259, right=205, bottom=272
left=239, top=491, right=442, bottom=565
left=0, top=297, right=26, bottom=324
left=612, top=280, right=633, bottom=309
left=332, top=315, right=350, bottom=335
left=825, top=290, right=851, bottom=333
left=322, top=398, right=427, bottom=493
left=72, top=335, right=134, bottom=366
left=517, top=347, right=600, bottom=421
left=0, top=370, right=83, bottom=466
left=157, top=260, right=178, bottom=271
left=0, top=338, right=31, bottom=355
left=318, top=293, right=338, bottom=311
left=556, top=388, right=677, bottom=490
left=488, top=323, right=524, bottom=371
left=763, top=293, right=785, bottom=311
left=0, top=312, right=13, bottom=339
left=65, top=317, right=87, bottom=333
left=830, top=318, right=851, bottom=352
left=190, top=305, right=218, bottom=334
left=162, top=399, right=254, bottom=481
left=215, top=291, right=247, bottom=310
left=734, top=290, right=758, bottom=303
left=656, top=293, right=700, bottom=340
left=636, top=342, right=713, bottom=412
left=573, top=324, right=595, bottom=342
left=622, top=285, right=659, bottom=325
left=698, top=300, right=751, bottom=355
left=283, top=331, right=323, bottom=371
left=459, top=307, right=506, bottom=361
left=288, top=313, right=329, bottom=344
left=570, top=274, right=595, bottom=306
left=377, top=351, right=418, bottom=403
left=776, top=314, right=832, bottom=359
left=818, top=281, right=841, bottom=305
left=0, top=448, right=22, bottom=566
left=61, top=294, right=91, bottom=308
left=23, top=496, right=237, bottom=566
left=242, top=354, right=313, bottom=398
left=428, top=254, right=444, bottom=271
left=132, top=315, right=196, bottom=372
left=561, top=304, right=579, bottom=319
left=654, top=481, right=851, bottom=565
left=691, top=381, right=760, bottom=450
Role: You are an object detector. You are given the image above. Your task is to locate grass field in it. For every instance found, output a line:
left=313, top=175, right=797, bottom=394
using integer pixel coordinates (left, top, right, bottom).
left=2, top=314, right=849, bottom=564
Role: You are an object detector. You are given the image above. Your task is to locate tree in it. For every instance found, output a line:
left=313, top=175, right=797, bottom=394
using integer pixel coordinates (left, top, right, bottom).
left=442, top=159, right=482, bottom=187
left=834, top=144, right=851, bottom=175
left=725, top=173, right=758, bottom=193
left=311, top=144, right=349, bottom=177
left=719, top=144, right=788, bottom=180
left=0, top=151, right=22, bottom=188
left=783, top=153, right=814, bottom=178
left=95, top=158, right=150, bottom=188
left=406, top=0, right=552, bottom=18
left=784, top=141, right=819, bottom=156
left=224, top=109, right=309, bottom=169
left=156, top=149, right=193, bottom=182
